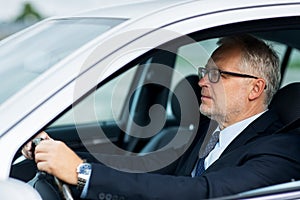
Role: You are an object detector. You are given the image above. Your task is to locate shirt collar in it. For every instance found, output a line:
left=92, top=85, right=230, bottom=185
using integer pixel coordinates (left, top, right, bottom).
left=217, top=110, right=267, bottom=148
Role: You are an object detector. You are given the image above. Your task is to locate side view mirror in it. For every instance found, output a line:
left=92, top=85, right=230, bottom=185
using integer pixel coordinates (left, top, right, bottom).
left=0, top=178, right=41, bottom=200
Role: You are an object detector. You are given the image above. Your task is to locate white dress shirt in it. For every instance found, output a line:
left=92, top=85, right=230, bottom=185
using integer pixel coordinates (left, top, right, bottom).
left=192, top=111, right=266, bottom=177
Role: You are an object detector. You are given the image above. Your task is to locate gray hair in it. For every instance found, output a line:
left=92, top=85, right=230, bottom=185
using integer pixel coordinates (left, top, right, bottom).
left=217, top=34, right=281, bottom=105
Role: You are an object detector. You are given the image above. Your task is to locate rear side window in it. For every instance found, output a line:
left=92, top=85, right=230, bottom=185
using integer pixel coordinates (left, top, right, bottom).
left=282, top=49, right=300, bottom=86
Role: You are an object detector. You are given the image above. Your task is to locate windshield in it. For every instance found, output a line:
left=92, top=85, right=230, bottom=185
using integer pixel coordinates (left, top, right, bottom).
left=0, top=18, right=126, bottom=104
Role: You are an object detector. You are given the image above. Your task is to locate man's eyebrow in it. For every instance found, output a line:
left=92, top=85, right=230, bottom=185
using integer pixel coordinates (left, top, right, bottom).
left=205, top=65, right=218, bottom=69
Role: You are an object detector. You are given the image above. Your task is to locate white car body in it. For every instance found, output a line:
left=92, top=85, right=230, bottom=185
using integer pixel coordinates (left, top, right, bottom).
left=0, top=0, right=300, bottom=198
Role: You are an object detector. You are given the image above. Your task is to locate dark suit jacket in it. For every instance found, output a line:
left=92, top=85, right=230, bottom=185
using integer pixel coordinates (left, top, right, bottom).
left=84, top=110, right=300, bottom=199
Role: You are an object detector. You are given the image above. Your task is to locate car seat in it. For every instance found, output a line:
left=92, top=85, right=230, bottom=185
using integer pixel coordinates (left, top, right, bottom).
left=269, top=82, right=300, bottom=131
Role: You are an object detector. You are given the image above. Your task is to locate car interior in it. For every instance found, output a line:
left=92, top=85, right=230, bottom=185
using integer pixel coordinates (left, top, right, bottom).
left=9, top=16, right=300, bottom=199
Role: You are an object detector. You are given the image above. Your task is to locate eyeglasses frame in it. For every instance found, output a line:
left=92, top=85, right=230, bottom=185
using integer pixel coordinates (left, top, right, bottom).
left=198, top=67, right=259, bottom=83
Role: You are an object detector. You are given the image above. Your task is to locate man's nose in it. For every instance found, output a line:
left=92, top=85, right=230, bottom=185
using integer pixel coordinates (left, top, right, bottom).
left=198, top=73, right=209, bottom=88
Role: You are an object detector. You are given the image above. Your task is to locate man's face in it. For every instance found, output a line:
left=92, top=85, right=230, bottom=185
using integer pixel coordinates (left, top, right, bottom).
left=198, top=45, right=250, bottom=124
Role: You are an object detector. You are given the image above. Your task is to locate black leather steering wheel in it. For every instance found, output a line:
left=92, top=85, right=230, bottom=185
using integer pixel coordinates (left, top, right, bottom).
left=28, top=171, right=62, bottom=200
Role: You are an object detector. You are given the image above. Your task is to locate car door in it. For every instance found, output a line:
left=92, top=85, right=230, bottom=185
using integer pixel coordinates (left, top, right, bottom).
left=7, top=0, right=300, bottom=187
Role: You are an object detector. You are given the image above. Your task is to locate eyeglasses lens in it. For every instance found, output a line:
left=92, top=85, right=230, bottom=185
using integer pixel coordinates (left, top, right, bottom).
left=209, top=69, right=220, bottom=83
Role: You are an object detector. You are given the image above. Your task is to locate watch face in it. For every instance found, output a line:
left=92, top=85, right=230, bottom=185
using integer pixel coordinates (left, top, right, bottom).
left=78, top=163, right=92, bottom=175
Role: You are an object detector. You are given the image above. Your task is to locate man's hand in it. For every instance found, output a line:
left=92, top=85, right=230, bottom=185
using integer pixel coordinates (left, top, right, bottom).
left=22, top=131, right=83, bottom=185
left=21, top=131, right=51, bottom=160
left=35, top=139, right=83, bottom=185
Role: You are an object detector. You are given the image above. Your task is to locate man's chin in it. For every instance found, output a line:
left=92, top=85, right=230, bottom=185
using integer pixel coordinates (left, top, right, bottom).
left=200, top=106, right=222, bottom=121
left=199, top=107, right=212, bottom=118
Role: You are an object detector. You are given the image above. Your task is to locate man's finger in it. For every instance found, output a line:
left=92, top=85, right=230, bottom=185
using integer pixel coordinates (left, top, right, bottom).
left=21, top=148, right=33, bottom=160
left=36, top=161, right=51, bottom=173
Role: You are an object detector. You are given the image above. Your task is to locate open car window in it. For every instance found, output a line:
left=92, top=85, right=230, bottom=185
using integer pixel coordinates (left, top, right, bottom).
left=45, top=28, right=300, bottom=148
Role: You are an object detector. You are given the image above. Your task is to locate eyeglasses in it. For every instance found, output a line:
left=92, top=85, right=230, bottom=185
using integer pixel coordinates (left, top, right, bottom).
left=198, top=67, right=259, bottom=83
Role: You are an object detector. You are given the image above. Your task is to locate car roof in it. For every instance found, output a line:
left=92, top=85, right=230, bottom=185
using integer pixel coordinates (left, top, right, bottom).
left=70, top=0, right=300, bottom=19
left=56, top=0, right=300, bottom=50
left=74, top=0, right=190, bottom=19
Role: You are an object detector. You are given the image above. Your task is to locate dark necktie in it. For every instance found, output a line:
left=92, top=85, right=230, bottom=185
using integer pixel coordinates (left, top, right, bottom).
left=194, top=131, right=220, bottom=176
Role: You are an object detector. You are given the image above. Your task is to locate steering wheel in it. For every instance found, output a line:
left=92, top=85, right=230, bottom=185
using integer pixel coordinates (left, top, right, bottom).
left=28, top=171, right=61, bottom=200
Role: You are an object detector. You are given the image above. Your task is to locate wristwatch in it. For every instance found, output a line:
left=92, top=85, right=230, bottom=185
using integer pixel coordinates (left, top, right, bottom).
left=76, top=161, right=92, bottom=192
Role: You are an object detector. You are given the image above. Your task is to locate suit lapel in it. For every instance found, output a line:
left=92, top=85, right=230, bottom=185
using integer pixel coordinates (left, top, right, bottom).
left=220, top=110, right=282, bottom=156
left=175, top=120, right=217, bottom=176
left=176, top=110, right=282, bottom=176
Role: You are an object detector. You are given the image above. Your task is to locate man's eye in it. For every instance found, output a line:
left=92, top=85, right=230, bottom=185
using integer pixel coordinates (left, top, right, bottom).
left=220, top=74, right=228, bottom=78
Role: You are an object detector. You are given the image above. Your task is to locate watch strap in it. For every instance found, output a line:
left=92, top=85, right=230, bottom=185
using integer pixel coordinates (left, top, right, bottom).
left=76, top=161, right=92, bottom=192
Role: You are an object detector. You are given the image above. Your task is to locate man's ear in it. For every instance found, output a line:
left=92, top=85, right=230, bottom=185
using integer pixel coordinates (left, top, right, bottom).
left=249, top=79, right=266, bottom=100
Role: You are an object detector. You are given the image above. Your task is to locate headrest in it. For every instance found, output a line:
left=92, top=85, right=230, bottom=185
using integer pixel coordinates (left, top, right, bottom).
left=171, top=75, right=202, bottom=126
left=269, top=82, right=300, bottom=125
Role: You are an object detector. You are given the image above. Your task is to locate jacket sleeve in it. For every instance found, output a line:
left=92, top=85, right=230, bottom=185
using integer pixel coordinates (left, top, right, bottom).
left=85, top=163, right=209, bottom=200
left=84, top=132, right=300, bottom=200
